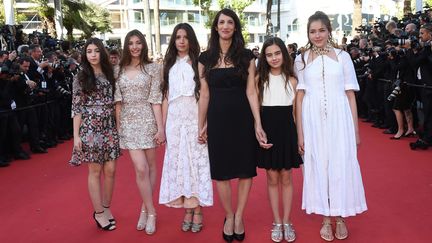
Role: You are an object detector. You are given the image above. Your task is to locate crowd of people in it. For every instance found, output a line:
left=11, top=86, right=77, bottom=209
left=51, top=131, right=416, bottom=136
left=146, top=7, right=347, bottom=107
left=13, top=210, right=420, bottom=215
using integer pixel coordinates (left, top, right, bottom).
left=6, top=6, right=432, bottom=243
left=0, top=37, right=82, bottom=167
left=342, top=10, right=432, bottom=150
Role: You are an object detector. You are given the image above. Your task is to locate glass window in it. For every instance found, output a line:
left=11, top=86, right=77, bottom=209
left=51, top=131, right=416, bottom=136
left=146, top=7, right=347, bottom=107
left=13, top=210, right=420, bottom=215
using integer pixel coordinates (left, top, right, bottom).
left=245, top=13, right=261, bottom=26
left=110, top=12, right=122, bottom=29
left=187, top=12, right=201, bottom=24
left=287, top=19, right=298, bottom=33
left=160, top=11, right=183, bottom=26
left=134, top=10, right=143, bottom=23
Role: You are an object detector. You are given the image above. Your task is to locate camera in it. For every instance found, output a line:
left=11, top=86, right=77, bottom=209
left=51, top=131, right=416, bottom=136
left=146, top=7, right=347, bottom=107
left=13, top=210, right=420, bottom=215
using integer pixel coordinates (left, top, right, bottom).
left=387, top=79, right=402, bottom=101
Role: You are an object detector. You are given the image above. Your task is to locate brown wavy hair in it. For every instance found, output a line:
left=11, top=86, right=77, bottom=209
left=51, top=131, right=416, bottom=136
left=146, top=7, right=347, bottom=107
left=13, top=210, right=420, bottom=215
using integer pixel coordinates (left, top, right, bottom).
left=161, top=23, right=200, bottom=100
left=78, top=38, right=115, bottom=94
left=257, top=37, right=295, bottom=104
left=119, top=29, right=152, bottom=73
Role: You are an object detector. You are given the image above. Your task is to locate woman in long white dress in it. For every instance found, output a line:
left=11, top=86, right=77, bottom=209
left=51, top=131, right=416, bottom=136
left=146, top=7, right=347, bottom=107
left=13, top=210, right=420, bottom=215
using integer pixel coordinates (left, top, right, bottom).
left=294, top=11, right=367, bottom=241
left=159, top=23, right=213, bottom=233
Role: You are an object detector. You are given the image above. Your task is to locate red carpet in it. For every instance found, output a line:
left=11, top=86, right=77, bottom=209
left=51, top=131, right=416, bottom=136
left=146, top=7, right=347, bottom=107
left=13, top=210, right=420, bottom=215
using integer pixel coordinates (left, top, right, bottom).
left=1, top=122, right=431, bottom=243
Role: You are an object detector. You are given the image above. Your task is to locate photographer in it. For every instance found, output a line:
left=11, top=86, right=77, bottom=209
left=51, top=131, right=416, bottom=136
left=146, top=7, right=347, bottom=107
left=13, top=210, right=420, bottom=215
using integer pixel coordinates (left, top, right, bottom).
left=350, top=47, right=369, bottom=118
left=366, top=46, right=388, bottom=127
left=14, top=57, right=47, bottom=154
left=406, top=23, right=432, bottom=149
left=1, top=63, right=32, bottom=162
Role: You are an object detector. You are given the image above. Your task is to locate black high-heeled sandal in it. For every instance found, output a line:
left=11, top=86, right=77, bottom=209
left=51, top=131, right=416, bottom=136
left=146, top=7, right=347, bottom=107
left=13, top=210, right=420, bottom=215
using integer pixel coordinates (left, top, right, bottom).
left=222, top=218, right=234, bottom=242
left=93, top=211, right=116, bottom=231
left=103, top=205, right=116, bottom=225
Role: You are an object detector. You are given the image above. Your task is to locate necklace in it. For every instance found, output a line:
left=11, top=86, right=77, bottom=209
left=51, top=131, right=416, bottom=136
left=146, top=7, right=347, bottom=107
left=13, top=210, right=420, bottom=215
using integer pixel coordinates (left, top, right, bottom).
left=311, top=43, right=332, bottom=56
left=311, top=44, right=332, bottom=119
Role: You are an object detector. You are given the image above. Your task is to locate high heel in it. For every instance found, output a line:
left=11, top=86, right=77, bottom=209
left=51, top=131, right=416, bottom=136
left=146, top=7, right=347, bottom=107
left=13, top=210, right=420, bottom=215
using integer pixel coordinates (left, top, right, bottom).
left=390, top=134, right=403, bottom=140
left=222, top=218, right=234, bottom=242
left=102, top=205, right=116, bottom=225
left=233, top=218, right=245, bottom=241
left=233, top=231, right=245, bottom=241
left=136, top=210, right=147, bottom=231
left=93, top=211, right=116, bottom=231
left=404, top=131, right=417, bottom=137
left=181, top=209, right=193, bottom=232
left=191, top=211, right=203, bottom=233
left=145, top=214, right=157, bottom=235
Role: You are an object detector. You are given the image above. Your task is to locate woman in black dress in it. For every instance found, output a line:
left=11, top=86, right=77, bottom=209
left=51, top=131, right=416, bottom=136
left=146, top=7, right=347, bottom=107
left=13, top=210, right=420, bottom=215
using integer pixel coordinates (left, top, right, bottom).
left=198, top=8, right=269, bottom=242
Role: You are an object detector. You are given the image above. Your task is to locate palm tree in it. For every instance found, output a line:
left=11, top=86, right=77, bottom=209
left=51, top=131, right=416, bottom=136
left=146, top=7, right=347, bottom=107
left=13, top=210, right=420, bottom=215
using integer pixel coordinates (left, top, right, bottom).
left=31, top=0, right=57, bottom=37
left=404, top=0, right=412, bottom=15
left=352, top=0, right=362, bottom=35
left=63, top=0, right=111, bottom=40
left=266, top=0, right=273, bottom=36
left=154, top=0, right=160, bottom=55
left=143, top=0, right=152, bottom=56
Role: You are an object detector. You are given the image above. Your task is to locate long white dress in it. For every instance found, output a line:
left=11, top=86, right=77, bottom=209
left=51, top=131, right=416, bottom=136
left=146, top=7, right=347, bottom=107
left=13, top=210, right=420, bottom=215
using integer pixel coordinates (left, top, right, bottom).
left=294, top=48, right=367, bottom=217
left=159, top=56, right=213, bottom=207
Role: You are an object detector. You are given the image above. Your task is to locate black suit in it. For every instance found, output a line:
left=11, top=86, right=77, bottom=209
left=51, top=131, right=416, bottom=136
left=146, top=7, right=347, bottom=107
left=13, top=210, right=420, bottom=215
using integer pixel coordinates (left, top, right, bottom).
left=407, top=46, right=432, bottom=143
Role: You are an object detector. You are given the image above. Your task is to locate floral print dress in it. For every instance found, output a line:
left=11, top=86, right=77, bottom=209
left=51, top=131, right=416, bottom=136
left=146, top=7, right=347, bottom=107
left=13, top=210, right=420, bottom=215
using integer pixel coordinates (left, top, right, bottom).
left=70, top=74, right=120, bottom=165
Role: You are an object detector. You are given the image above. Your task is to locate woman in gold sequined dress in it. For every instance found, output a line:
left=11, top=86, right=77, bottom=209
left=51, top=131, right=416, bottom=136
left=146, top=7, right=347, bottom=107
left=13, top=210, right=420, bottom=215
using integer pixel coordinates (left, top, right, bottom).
left=114, top=29, right=165, bottom=235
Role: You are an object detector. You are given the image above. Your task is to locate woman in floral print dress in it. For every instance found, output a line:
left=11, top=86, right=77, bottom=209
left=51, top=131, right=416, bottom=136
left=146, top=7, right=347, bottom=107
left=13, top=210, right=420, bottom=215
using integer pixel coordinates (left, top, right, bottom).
left=70, top=38, right=120, bottom=231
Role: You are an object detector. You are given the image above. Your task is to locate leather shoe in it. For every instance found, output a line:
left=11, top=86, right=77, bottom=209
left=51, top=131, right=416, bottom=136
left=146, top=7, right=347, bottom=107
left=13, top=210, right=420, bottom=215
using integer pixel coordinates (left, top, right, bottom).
left=0, top=160, right=10, bottom=167
left=222, top=218, right=234, bottom=242
left=410, top=139, right=429, bottom=150
left=31, top=146, right=48, bottom=153
left=383, top=129, right=396, bottom=134
left=14, top=151, right=30, bottom=160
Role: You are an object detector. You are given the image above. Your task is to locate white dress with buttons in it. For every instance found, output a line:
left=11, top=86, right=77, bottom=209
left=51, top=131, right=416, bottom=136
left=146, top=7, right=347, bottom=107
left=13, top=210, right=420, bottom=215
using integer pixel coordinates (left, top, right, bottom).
left=159, top=56, right=213, bottom=207
left=294, top=48, right=367, bottom=217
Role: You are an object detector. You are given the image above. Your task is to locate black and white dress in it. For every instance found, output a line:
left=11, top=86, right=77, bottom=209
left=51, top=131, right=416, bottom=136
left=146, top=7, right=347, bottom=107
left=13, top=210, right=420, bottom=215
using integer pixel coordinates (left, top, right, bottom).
left=257, top=73, right=303, bottom=170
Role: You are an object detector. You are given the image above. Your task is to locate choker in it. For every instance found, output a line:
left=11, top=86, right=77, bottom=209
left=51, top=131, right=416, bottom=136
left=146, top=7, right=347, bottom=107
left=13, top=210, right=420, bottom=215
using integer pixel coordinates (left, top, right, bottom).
left=311, top=44, right=332, bottom=55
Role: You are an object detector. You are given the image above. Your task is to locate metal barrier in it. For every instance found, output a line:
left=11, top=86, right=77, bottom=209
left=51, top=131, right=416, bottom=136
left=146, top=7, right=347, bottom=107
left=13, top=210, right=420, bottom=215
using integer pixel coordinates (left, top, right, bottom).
left=0, top=100, right=56, bottom=114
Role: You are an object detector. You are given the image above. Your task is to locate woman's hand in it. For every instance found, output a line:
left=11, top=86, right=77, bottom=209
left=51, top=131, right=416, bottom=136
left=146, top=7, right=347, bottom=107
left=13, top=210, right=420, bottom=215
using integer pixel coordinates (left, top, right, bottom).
left=255, top=125, right=273, bottom=149
left=356, top=132, right=361, bottom=146
left=154, top=129, right=166, bottom=145
left=298, top=135, right=305, bottom=155
left=74, top=136, right=82, bottom=151
left=198, top=124, right=208, bottom=144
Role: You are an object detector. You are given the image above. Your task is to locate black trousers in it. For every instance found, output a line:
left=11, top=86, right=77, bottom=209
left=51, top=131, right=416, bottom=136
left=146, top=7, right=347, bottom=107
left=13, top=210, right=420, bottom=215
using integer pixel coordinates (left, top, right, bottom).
left=420, top=89, right=432, bottom=143
left=0, top=111, right=24, bottom=156
left=17, top=107, right=41, bottom=149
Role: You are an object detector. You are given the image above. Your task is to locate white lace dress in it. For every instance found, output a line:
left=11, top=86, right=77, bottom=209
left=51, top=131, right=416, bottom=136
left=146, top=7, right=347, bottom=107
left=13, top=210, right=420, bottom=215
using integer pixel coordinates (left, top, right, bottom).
left=159, top=56, right=213, bottom=208
left=294, top=49, right=367, bottom=217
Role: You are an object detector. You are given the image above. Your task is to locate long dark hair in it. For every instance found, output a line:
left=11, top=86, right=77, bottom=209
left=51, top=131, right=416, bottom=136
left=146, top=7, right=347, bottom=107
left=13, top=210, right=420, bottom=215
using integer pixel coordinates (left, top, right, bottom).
left=257, top=37, right=295, bottom=104
left=300, top=11, right=337, bottom=69
left=162, top=23, right=200, bottom=100
left=119, top=29, right=152, bottom=72
left=203, top=8, right=250, bottom=81
left=78, top=38, right=115, bottom=94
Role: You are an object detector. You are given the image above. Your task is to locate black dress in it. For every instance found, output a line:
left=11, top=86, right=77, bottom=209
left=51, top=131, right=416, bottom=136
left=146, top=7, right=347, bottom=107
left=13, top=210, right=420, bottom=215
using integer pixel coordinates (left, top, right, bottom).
left=257, top=106, right=303, bottom=170
left=199, top=49, right=257, bottom=180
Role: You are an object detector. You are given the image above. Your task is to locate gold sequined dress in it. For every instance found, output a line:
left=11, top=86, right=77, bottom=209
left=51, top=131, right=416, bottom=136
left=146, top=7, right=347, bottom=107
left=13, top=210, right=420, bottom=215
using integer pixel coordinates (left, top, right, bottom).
left=114, top=63, right=162, bottom=149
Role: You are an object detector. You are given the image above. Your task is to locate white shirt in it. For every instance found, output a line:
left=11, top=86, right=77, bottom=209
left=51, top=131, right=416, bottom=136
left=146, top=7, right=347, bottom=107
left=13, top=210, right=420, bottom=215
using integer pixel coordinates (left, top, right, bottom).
left=168, top=55, right=195, bottom=102
left=262, top=73, right=294, bottom=106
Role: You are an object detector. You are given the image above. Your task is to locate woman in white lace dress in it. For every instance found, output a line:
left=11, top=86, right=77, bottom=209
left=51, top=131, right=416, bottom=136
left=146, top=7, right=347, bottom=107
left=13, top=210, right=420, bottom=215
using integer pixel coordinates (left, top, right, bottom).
left=114, top=30, right=165, bottom=235
left=159, top=23, right=213, bottom=233
left=294, top=12, right=367, bottom=241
